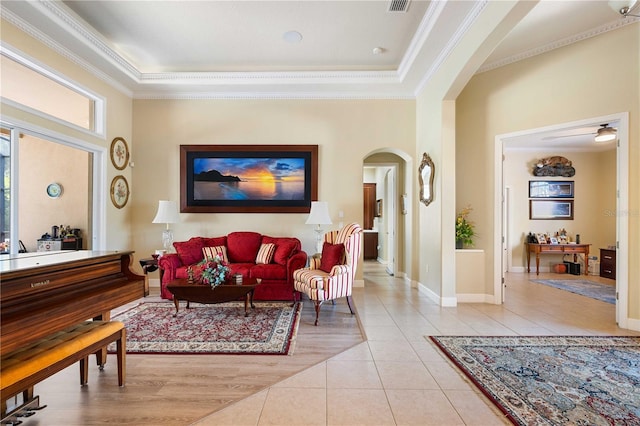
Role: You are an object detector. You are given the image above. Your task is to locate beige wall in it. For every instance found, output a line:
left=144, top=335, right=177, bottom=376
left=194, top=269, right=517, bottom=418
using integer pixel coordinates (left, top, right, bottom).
left=416, top=1, right=535, bottom=303
left=18, top=135, right=89, bottom=252
left=131, top=99, right=416, bottom=280
left=505, top=149, right=617, bottom=271
left=457, top=24, right=639, bottom=319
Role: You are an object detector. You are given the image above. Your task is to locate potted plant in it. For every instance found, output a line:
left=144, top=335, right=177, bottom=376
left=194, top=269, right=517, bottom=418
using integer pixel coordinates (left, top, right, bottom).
left=455, top=206, right=475, bottom=249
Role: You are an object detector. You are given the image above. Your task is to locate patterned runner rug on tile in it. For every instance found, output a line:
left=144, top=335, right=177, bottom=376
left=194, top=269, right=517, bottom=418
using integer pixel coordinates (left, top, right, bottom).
left=109, top=301, right=302, bottom=355
left=530, top=279, right=615, bottom=304
left=429, top=336, right=640, bottom=426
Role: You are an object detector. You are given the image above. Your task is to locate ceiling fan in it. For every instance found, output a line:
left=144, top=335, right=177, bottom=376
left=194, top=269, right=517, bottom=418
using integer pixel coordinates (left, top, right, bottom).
left=542, top=124, right=617, bottom=142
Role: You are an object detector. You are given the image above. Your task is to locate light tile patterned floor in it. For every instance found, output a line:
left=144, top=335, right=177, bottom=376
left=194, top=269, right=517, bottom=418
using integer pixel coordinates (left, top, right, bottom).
left=194, top=263, right=638, bottom=425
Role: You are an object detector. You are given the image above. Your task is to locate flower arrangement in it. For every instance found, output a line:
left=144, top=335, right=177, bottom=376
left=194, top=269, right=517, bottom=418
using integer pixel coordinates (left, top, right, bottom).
left=187, top=255, right=230, bottom=288
left=455, top=205, right=475, bottom=248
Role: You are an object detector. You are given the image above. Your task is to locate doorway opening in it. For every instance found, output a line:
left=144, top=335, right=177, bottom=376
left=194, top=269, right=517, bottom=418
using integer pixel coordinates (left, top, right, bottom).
left=496, top=112, right=629, bottom=329
left=362, top=149, right=412, bottom=281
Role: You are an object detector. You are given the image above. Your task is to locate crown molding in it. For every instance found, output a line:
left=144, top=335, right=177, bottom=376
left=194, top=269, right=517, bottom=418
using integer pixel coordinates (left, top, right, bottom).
left=477, top=17, right=638, bottom=74
left=414, top=1, right=488, bottom=95
left=36, top=0, right=141, bottom=80
left=133, top=92, right=415, bottom=100
left=1, top=5, right=134, bottom=97
left=396, top=0, right=446, bottom=81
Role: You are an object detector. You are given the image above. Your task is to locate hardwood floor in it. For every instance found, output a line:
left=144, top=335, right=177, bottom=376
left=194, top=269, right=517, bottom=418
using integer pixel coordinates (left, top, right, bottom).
left=11, top=292, right=364, bottom=425
left=10, top=263, right=637, bottom=425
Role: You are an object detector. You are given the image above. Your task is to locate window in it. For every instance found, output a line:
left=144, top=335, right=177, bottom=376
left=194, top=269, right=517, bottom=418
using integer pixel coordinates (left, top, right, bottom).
left=1, top=47, right=105, bottom=136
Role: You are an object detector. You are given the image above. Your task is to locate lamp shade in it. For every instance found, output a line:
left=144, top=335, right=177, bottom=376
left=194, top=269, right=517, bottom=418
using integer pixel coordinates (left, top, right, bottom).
left=152, top=200, right=180, bottom=224
left=306, top=201, right=332, bottom=225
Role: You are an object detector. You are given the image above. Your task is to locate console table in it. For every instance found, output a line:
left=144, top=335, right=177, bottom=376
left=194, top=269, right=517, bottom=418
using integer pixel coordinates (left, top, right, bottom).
left=526, top=243, right=590, bottom=275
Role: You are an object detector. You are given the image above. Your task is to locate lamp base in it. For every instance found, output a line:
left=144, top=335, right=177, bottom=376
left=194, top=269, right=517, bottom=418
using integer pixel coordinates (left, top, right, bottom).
left=314, top=226, right=324, bottom=254
left=162, top=229, right=174, bottom=252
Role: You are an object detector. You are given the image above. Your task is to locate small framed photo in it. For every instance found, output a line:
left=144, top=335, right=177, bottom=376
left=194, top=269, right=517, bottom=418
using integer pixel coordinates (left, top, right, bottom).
left=110, top=175, right=130, bottom=209
left=536, top=233, right=547, bottom=244
left=110, top=137, right=130, bottom=171
left=530, top=200, right=574, bottom=220
left=550, top=237, right=559, bottom=244
left=529, top=180, right=574, bottom=198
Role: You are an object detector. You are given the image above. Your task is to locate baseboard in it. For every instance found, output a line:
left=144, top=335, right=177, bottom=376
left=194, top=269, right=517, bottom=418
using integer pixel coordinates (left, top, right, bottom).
left=510, top=266, right=525, bottom=273
left=456, top=293, right=495, bottom=303
left=625, top=317, right=640, bottom=332
left=417, top=282, right=457, bottom=307
left=354, top=279, right=365, bottom=288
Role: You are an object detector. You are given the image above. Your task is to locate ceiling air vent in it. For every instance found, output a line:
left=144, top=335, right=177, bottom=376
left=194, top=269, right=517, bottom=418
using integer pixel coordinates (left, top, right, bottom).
left=388, top=0, right=410, bottom=12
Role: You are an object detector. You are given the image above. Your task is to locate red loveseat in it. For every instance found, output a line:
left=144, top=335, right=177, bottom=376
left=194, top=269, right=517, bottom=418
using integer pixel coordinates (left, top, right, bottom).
left=157, top=232, right=307, bottom=301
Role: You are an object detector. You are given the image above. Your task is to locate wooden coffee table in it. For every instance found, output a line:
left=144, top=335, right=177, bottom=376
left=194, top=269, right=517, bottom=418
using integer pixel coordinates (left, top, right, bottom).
left=166, top=277, right=262, bottom=317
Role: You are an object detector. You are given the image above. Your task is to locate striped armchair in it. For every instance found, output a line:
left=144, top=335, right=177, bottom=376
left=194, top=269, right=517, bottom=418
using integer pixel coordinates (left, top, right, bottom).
left=293, top=223, right=363, bottom=325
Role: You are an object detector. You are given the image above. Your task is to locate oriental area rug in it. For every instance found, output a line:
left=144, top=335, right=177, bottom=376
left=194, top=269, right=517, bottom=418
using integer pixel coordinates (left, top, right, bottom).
left=429, top=336, right=640, bottom=426
left=530, top=279, right=615, bottom=304
left=109, top=301, right=302, bottom=355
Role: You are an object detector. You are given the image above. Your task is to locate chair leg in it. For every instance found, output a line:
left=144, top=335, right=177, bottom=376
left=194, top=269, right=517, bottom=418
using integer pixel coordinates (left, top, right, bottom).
left=345, top=295, right=355, bottom=315
left=313, top=300, right=321, bottom=326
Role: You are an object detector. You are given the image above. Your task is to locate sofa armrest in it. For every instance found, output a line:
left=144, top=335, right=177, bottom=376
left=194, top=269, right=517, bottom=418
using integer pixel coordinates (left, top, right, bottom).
left=157, top=253, right=183, bottom=284
left=286, top=250, right=308, bottom=285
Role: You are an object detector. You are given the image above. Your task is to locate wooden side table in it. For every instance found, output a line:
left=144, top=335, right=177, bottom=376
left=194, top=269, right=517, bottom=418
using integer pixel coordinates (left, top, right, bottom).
left=139, top=256, right=160, bottom=296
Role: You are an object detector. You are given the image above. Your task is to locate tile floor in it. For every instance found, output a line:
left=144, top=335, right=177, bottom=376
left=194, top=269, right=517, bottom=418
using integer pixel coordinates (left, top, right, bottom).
left=194, top=264, right=637, bottom=425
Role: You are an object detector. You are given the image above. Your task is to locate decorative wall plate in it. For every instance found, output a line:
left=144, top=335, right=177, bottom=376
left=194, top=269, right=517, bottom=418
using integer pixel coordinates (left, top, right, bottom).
left=110, top=175, right=130, bottom=209
left=46, top=182, right=63, bottom=198
left=110, top=137, right=130, bottom=170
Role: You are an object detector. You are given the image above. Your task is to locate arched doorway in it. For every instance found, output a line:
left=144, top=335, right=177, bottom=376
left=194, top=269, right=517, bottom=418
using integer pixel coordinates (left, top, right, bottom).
left=362, top=149, right=413, bottom=281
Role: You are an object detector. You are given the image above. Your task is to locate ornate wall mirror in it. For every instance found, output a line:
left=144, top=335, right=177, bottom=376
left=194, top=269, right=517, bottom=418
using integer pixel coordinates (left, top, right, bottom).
left=418, top=152, right=435, bottom=206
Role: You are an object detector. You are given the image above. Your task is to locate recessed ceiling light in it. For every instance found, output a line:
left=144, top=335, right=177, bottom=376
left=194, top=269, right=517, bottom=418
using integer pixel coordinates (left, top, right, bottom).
left=372, top=47, right=384, bottom=55
left=283, top=31, right=303, bottom=43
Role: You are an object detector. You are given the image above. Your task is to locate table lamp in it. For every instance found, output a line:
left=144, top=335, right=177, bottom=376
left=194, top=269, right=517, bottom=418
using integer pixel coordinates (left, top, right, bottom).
left=152, top=200, right=180, bottom=252
left=306, top=201, right=332, bottom=254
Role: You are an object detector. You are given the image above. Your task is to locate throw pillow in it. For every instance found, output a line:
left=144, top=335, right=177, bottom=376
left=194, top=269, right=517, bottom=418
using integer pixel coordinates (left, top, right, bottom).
left=173, top=237, right=204, bottom=265
left=263, top=237, right=298, bottom=265
left=320, top=242, right=344, bottom=273
left=255, top=243, right=276, bottom=265
left=226, top=232, right=262, bottom=263
left=202, top=246, right=229, bottom=263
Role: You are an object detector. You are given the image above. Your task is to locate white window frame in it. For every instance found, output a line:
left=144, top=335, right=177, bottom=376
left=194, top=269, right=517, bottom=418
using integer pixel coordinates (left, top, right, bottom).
left=1, top=118, right=107, bottom=255
left=1, top=43, right=106, bottom=138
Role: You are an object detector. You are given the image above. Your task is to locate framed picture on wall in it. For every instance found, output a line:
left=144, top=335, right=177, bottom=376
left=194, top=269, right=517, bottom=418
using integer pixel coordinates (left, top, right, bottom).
left=529, top=180, right=574, bottom=198
left=180, top=145, right=318, bottom=213
left=110, top=175, right=129, bottom=209
left=110, top=137, right=130, bottom=171
left=530, top=200, right=574, bottom=220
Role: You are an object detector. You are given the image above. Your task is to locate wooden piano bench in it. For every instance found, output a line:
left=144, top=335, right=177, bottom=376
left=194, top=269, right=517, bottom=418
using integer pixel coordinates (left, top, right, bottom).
left=1, top=320, right=126, bottom=424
